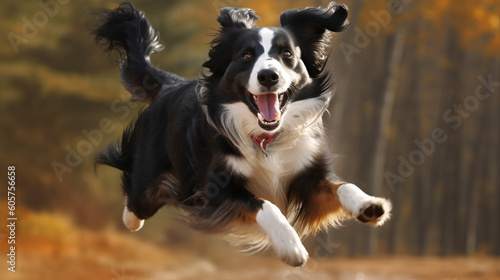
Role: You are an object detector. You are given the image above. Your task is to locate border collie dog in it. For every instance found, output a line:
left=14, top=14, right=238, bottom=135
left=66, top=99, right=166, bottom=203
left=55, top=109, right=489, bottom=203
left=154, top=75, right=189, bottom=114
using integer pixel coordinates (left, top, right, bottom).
left=94, top=2, right=391, bottom=266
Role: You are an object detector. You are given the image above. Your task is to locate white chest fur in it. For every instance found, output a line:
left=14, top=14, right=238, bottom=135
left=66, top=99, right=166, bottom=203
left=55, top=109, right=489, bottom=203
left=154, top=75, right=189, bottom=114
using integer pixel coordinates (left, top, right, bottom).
left=225, top=126, right=322, bottom=212
left=217, top=98, right=328, bottom=212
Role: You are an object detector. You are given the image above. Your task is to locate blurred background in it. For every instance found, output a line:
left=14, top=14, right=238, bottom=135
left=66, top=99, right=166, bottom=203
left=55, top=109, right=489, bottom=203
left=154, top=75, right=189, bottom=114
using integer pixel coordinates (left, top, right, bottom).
left=1, top=0, right=499, bottom=279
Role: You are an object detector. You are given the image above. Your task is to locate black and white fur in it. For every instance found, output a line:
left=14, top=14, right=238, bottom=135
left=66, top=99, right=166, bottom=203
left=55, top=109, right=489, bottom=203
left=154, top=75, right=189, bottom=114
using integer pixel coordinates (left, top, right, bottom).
left=94, top=2, right=391, bottom=267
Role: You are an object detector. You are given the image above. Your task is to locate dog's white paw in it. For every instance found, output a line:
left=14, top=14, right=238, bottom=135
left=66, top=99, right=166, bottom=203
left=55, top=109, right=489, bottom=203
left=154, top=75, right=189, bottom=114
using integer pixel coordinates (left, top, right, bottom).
left=272, top=228, right=309, bottom=267
left=123, top=206, right=144, bottom=232
left=353, top=197, right=392, bottom=226
left=337, top=183, right=392, bottom=226
left=256, top=201, right=309, bottom=267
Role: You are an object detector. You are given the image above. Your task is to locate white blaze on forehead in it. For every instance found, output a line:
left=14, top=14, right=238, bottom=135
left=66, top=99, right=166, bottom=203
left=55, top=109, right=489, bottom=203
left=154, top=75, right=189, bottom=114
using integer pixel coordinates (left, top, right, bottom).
left=259, top=28, right=274, bottom=56
left=247, top=28, right=290, bottom=95
left=247, top=28, right=275, bottom=94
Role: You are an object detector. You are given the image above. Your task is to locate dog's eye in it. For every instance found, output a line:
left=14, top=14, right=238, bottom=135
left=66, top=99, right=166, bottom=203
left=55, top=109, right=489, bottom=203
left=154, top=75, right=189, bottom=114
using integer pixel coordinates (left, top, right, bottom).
left=241, top=52, right=253, bottom=61
left=283, top=50, right=293, bottom=59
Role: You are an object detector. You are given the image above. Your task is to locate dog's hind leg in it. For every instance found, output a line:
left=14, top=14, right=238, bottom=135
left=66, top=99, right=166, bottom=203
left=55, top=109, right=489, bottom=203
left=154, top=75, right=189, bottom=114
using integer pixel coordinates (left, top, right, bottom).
left=123, top=197, right=144, bottom=232
left=123, top=172, right=178, bottom=231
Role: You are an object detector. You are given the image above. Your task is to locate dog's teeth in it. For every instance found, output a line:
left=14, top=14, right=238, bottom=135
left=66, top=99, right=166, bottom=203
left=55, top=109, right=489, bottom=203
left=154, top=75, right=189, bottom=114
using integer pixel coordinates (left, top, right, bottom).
left=258, top=113, right=265, bottom=122
left=253, top=95, right=258, bottom=101
left=279, top=94, right=284, bottom=102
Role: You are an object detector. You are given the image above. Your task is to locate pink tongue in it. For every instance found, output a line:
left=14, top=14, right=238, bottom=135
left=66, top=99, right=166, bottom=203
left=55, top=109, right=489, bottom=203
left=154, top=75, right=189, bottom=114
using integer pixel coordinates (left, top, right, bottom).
left=255, top=93, right=279, bottom=122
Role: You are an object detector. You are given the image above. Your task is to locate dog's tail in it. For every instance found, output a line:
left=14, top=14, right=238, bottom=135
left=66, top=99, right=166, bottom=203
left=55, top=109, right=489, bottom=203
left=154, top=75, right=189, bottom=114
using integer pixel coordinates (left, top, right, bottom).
left=95, top=121, right=135, bottom=172
left=92, top=2, right=183, bottom=104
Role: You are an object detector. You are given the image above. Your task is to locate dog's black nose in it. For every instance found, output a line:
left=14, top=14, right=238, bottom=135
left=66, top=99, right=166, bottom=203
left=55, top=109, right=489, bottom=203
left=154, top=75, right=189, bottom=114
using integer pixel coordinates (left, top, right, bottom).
left=258, top=70, right=279, bottom=88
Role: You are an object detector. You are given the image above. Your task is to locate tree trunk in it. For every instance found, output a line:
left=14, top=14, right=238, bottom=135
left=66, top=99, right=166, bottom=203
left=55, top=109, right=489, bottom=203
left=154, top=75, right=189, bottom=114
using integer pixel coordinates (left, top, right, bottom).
left=487, top=58, right=500, bottom=255
left=439, top=28, right=464, bottom=256
left=367, top=27, right=406, bottom=255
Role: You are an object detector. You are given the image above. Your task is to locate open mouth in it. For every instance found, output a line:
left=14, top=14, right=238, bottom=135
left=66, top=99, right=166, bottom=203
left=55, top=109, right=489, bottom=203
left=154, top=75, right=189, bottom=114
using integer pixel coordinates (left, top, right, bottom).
left=246, top=90, right=288, bottom=131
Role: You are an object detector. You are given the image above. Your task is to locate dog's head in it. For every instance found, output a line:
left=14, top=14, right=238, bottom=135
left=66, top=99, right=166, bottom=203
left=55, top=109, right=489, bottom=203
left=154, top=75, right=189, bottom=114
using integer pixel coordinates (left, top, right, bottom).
left=202, top=2, right=349, bottom=134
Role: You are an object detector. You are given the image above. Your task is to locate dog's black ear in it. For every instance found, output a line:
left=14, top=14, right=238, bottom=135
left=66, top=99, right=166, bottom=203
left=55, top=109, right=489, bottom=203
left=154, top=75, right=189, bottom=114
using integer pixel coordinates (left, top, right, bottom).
left=203, top=8, right=259, bottom=79
left=280, top=2, right=349, bottom=33
left=280, top=2, right=349, bottom=77
left=218, top=7, right=259, bottom=29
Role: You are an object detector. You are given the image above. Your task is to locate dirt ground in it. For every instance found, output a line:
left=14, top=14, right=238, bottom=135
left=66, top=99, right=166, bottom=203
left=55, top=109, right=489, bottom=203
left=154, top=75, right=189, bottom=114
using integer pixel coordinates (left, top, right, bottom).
left=4, top=251, right=500, bottom=280
left=2, top=211, right=499, bottom=280
left=3, top=237, right=499, bottom=280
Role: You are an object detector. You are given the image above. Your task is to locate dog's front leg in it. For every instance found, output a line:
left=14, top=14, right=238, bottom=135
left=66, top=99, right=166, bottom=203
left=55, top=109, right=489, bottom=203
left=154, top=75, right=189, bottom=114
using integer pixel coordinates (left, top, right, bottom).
left=291, top=180, right=391, bottom=232
left=256, top=200, right=309, bottom=267
left=197, top=165, right=308, bottom=266
left=336, top=183, right=392, bottom=225
left=304, top=181, right=392, bottom=227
